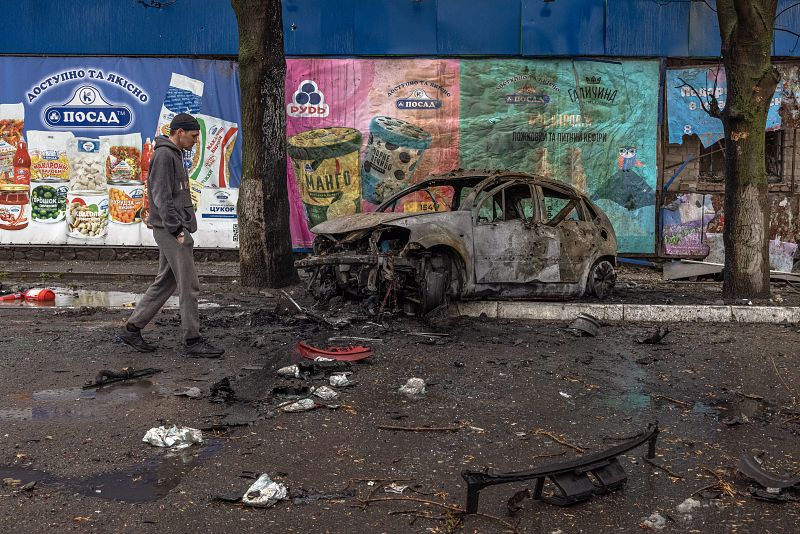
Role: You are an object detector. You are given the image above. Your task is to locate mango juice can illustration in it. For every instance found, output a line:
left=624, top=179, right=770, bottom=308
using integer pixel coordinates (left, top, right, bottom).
left=361, top=116, right=432, bottom=205
left=287, top=127, right=362, bottom=228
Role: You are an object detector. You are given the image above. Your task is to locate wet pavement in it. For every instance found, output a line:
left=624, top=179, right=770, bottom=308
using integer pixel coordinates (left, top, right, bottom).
left=0, top=286, right=220, bottom=309
left=0, top=278, right=798, bottom=532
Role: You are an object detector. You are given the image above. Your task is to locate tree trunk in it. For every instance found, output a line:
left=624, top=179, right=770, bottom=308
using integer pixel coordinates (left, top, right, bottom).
left=232, top=0, right=297, bottom=288
left=717, top=0, right=780, bottom=299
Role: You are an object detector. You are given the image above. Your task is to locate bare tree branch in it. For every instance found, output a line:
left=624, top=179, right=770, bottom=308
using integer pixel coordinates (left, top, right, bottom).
left=676, top=75, right=723, bottom=119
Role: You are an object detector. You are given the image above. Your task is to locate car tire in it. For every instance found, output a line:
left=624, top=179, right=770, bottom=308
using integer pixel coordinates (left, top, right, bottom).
left=421, top=269, right=447, bottom=314
left=586, top=259, right=616, bottom=300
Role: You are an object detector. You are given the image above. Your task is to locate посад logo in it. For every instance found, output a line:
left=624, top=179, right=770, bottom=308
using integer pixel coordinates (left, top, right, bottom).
left=43, top=85, right=132, bottom=129
left=287, top=80, right=329, bottom=118
left=395, top=88, right=442, bottom=110
left=504, top=84, right=551, bottom=105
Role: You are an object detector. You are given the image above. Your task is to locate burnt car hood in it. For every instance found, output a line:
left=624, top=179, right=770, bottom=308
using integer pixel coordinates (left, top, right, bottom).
left=310, top=212, right=423, bottom=235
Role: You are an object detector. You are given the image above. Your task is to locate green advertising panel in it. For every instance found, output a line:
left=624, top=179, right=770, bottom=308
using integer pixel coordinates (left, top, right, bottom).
left=459, top=59, right=660, bottom=253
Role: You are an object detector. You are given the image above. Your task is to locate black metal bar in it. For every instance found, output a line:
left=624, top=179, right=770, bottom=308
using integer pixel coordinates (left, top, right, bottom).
left=461, top=423, right=659, bottom=514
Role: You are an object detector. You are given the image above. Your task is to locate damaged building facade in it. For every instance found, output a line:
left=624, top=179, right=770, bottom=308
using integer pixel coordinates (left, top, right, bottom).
left=278, top=0, right=800, bottom=272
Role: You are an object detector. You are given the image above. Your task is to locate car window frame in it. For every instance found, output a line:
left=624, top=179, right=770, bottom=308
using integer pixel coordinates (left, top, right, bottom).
left=536, top=184, right=588, bottom=226
left=473, top=180, right=539, bottom=226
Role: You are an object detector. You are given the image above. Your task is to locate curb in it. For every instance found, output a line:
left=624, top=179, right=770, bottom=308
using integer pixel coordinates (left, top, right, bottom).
left=4, top=271, right=238, bottom=284
left=455, top=301, right=800, bottom=324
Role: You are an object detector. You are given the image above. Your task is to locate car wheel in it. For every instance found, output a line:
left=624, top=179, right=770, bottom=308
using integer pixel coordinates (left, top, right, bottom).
left=421, top=269, right=447, bottom=313
left=586, top=259, right=616, bottom=299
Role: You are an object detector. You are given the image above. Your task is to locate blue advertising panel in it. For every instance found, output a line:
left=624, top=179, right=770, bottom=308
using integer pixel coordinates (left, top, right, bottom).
left=666, top=66, right=782, bottom=147
left=0, top=57, right=242, bottom=248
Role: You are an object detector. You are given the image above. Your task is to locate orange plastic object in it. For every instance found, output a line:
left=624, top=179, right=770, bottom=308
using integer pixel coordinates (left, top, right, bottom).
left=24, top=288, right=56, bottom=301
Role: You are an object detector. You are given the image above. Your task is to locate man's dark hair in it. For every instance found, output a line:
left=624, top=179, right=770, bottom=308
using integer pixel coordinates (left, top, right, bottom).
left=170, top=113, right=201, bottom=133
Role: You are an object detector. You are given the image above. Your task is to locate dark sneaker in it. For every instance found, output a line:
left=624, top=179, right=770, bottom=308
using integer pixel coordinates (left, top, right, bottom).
left=117, top=328, right=156, bottom=353
left=182, top=338, right=225, bottom=358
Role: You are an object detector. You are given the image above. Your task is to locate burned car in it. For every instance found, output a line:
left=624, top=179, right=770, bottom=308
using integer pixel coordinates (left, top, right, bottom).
left=295, top=170, right=617, bottom=314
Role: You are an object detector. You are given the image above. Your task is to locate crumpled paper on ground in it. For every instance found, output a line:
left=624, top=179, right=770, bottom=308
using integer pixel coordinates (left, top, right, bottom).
left=142, top=425, right=203, bottom=449
left=242, top=474, right=288, bottom=508
left=399, top=378, right=426, bottom=396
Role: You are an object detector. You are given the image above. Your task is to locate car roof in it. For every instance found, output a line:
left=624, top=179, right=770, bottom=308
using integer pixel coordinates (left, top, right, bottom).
left=419, top=169, right=585, bottom=195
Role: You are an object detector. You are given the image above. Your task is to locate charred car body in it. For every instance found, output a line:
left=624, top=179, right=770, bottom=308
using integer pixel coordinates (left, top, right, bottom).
left=295, top=170, right=618, bottom=314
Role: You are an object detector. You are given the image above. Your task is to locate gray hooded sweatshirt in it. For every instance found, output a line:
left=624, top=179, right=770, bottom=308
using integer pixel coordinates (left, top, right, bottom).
left=146, top=135, right=198, bottom=236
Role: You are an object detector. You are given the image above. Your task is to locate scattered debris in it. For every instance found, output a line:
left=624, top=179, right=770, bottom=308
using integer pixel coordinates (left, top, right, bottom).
left=209, top=377, right=236, bottom=402
left=290, top=487, right=357, bottom=505
left=383, top=482, right=408, bottom=494
left=278, top=290, right=343, bottom=329
left=638, top=326, right=670, bottom=345
left=296, top=340, right=373, bottom=362
left=277, top=364, right=301, bottom=378
left=311, top=386, right=339, bottom=401
left=567, top=313, right=600, bottom=337
left=641, top=512, right=666, bottom=530
left=83, top=367, right=162, bottom=389
left=461, top=423, right=658, bottom=513
left=676, top=497, right=701, bottom=514
left=242, top=474, right=288, bottom=508
left=737, top=453, right=800, bottom=491
left=281, top=398, right=318, bottom=413
left=558, top=391, right=572, bottom=400
left=329, top=373, right=357, bottom=387
left=399, top=378, right=426, bottom=396
left=142, top=426, right=203, bottom=449
left=174, top=387, right=202, bottom=399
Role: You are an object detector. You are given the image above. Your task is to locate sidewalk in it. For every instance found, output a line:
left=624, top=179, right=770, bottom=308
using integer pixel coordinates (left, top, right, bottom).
left=2, top=260, right=799, bottom=324
left=0, top=258, right=241, bottom=282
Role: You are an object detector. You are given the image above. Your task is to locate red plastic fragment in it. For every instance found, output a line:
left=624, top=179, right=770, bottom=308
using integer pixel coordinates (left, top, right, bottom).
left=296, top=340, right=373, bottom=362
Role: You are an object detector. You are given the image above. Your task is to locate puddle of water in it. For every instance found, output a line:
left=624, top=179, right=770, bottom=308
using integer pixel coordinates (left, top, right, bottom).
left=0, top=380, right=169, bottom=422
left=693, top=398, right=762, bottom=422
left=0, top=287, right=219, bottom=309
left=598, top=391, right=652, bottom=412
left=0, top=441, right=220, bottom=503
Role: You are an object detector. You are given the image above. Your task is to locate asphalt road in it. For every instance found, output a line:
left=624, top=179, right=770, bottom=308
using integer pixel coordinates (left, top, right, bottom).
left=0, top=279, right=798, bottom=533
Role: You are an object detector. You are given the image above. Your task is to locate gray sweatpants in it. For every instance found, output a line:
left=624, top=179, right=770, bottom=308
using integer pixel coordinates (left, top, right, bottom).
left=128, top=227, right=200, bottom=342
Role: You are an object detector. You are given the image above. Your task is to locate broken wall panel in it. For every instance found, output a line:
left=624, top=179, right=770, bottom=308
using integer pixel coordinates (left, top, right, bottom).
left=670, top=193, right=799, bottom=271
left=661, top=193, right=717, bottom=257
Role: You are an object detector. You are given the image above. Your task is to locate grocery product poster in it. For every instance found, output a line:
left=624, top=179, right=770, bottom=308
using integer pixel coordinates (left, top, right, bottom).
left=0, top=57, right=241, bottom=248
left=459, top=59, right=660, bottom=253
left=285, top=58, right=460, bottom=249
left=666, top=66, right=784, bottom=147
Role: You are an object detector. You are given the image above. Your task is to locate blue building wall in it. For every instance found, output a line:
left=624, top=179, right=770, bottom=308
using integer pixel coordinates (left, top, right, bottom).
left=1, top=0, right=797, bottom=57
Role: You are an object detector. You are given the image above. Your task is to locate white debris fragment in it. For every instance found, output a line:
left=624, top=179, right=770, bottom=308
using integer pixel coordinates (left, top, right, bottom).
left=174, top=387, right=202, bottom=398
left=277, top=364, right=300, bottom=378
left=559, top=391, right=572, bottom=399
left=281, top=398, right=317, bottom=412
left=383, top=482, right=408, bottom=494
left=312, top=385, right=340, bottom=401
left=642, top=513, right=666, bottom=530
left=313, top=356, right=334, bottom=362
left=676, top=497, right=701, bottom=514
left=142, top=426, right=203, bottom=449
left=242, top=474, right=288, bottom=508
left=329, top=373, right=356, bottom=387
left=399, top=378, right=426, bottom=396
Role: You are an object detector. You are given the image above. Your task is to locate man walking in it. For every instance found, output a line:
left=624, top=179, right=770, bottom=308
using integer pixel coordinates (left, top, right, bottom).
left=118, top=113, right=224, bottom=357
